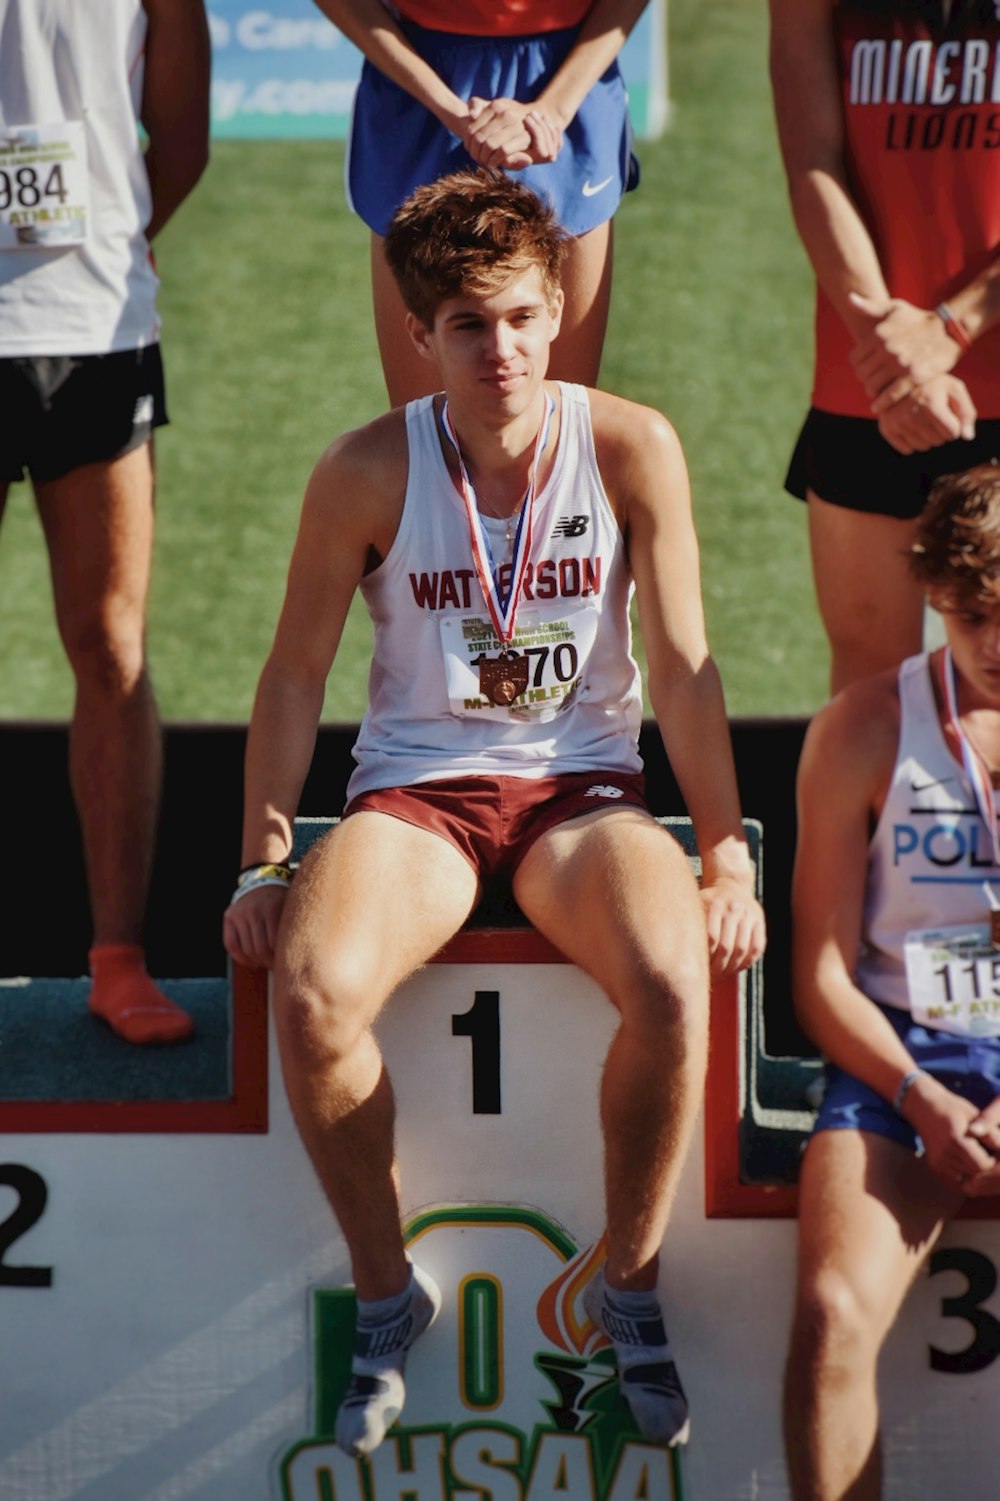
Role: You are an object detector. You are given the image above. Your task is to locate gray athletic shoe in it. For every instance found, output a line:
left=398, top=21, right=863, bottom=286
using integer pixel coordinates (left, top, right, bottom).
left=334, top=1262, right=442, bottom=1457
left=583, top=1269, right=690, bottom=1446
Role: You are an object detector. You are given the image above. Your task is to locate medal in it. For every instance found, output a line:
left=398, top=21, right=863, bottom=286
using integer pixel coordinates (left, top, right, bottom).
left=478, top=649, right=530, bottom=706
left=441, top=392, right=555, bottom=707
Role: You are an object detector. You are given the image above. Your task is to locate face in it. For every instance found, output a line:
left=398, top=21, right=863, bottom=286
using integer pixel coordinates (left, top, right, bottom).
left=935, top=593, right=1000, bottom=705
left=407, top=265, right=564, bottom=418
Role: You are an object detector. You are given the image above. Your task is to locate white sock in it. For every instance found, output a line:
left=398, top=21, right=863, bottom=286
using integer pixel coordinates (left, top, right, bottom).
left=584, top=1270, right=690, bottom=1446
left=334, top=1262, right=441, bottom=1457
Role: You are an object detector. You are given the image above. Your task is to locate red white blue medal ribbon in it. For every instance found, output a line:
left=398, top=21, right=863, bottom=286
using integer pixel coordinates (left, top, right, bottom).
left=941, top=646, right=1000, bottom=868
left=441, top=394, right=554, bottom=646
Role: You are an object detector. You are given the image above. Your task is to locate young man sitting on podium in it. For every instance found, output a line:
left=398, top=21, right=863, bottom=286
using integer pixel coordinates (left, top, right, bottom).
left=223, top=168, right=765, bottom=1458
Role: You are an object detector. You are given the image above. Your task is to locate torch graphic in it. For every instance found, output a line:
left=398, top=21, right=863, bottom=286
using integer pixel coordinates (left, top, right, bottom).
left=534, top=1235, right=618, bottom=1433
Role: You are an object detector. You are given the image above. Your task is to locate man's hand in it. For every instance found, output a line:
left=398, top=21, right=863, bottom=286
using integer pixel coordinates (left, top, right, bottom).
left=700, top=878, right=766, bottom=978
left=223, top=885, right=289, bottom=971
left=875, top=373, right=976, bottom=454
left=849, top=292, right=964, bottom=403
left=963, top=1095, right=1000, bottom=1196
left=463, top=97, right=563, bottom=169
left=901, top=1073, right=998, bottom=1187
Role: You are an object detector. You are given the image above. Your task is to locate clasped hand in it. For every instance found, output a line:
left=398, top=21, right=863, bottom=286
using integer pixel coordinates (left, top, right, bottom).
left=461, top=97, right=563, bottom=170
left=904, top=1077, right=1000, bottom=1196
left=848, top=292, right=977, bottom=455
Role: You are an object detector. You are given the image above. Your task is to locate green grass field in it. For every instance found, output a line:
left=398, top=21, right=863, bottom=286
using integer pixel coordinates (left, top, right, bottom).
left=0, top=0, right=831, bottom=723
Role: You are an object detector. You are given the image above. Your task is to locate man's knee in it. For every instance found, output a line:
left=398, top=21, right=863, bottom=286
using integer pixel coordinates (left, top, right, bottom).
left=59, top=599, right=148, bottom=695
left=790, top=1266, right=882, bottom=1384
left=614, top=945, right=708, bottom=1045
left=274, top=949, right=382, bottom=1065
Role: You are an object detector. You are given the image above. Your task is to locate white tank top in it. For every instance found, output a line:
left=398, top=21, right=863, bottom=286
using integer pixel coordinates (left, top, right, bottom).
left=0, top=0, right=159, bottom=355
left=346, top=383, right=644, bottom=798
left=857, top=653, right=1000, bottom=1011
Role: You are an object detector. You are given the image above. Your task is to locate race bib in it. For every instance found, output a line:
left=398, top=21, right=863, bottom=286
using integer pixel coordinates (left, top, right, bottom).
left=440, top=607, right=598, bottom=723
left=0, top=122, right=90, bottom=249
left=905, top=922, right=1000, bottom=1037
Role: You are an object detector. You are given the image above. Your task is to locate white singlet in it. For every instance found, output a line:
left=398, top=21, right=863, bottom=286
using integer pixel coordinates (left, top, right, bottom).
left=346, top=383, right=644, bottom=799
left=857, top=653, right=1000, bottom=1014
left=0, top=0, right=159, bottom=356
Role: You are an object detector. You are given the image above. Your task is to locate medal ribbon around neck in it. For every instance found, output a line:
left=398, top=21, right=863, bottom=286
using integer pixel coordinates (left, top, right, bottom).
left=940, top=645, right=1000, bottom=868
left=441, top=393, right=555, bottom=646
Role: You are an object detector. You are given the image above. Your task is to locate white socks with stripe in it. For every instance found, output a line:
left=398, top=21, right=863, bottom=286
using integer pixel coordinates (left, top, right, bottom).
left=583, top=1269, right=690, bottom=1446
left=335, top=1262, right=441, bottom=1458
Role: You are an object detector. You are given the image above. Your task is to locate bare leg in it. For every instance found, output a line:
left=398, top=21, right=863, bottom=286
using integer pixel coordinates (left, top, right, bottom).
left=514, top=807, right=708, bottom=1290
left=275, top=811, right=480, bottom=1456
left=35, top=445, right=161, bottom=946
left=546, top=222, right=613, bottom=390
left=808, top=490, right=925, bottom=696
left=371, top=220, right=614, bottom=407
left=784, top=1129, right=961, bottom=1501
left=35, top=445, right=192, bottom=1043
left=273, top=811, right=480, bottom=1298
left=372, top=235, right=441, bottom=407
left=514, top=807, right=706, bottom=1444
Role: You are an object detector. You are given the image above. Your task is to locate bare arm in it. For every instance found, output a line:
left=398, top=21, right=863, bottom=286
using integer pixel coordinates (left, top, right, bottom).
left=769, top=0, right=977, bottom=448
left=140, top=0, right=211, bottom=240
left=793, top=684, right=997, bottom=1183
left=223, top=420, right=403, bottom=967
left=311, top=0, right=468, bottom=134
left=534, top=0, right=648, bottom=129
left=769, top=0, right=888, bottom=339
left=854, top=253, right=1000, bottom=413
left=599, top=396, right=764, bottom=975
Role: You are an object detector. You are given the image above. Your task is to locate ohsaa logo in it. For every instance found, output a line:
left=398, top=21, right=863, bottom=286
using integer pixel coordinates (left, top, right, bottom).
left=279, top=1205, right=683, bottom=1500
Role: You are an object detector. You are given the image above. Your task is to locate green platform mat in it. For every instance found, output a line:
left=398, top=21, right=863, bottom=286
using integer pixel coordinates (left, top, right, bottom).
left=0, top=977, right=230, bottom=1101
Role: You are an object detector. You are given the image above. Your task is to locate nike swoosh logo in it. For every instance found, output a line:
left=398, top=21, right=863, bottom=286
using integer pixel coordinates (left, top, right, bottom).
left=582, top=175, right=614, bottom=197
left=910, top=776, right=955, bottom=793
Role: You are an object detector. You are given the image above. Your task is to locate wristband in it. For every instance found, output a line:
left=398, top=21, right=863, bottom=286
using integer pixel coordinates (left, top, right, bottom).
left=237, top=861, right=291, bottom=885
left=893, top=1068, right=927, bottom=1114
left=935, top=302, right=972, bottom=353
left=229, top=874, right=291, bottom=907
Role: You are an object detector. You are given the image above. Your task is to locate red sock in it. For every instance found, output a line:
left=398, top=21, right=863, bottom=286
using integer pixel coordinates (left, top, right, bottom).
left=88, top=944, right=195, bottom=1045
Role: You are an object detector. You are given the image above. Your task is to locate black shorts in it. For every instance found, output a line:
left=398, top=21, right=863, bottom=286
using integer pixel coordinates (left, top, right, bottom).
left=785, top=408, right=1000, bottom=521
left=0, top=346, right=168, bottom=485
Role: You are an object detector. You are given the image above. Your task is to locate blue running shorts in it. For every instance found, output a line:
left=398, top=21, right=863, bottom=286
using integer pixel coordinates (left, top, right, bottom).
left=347, top=20, right=635, bottom=237
left=814, top=1001, right=1000, bottom=1153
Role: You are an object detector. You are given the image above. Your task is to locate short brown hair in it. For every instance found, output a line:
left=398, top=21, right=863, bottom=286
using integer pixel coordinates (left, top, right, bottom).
left=384, top=168, right=567, bottom=327
left=910, top=462, right=1000, bottom=609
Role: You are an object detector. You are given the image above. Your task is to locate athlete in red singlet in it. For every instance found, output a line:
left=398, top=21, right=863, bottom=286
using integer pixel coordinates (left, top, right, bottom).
left=771, top=0, right=1000, bottom=693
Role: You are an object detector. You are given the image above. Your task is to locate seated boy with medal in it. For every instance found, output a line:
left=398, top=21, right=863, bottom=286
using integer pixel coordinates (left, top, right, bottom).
left=784, top=461, right=1000, bottom=1501
left=224, top=167, right=764, bottom=1459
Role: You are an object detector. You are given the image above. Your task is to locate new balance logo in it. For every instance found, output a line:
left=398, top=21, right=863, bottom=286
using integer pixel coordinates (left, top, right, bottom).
left=552, top=515, right=589, bottom=539
left=585, top=785, right=625, bottom=799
